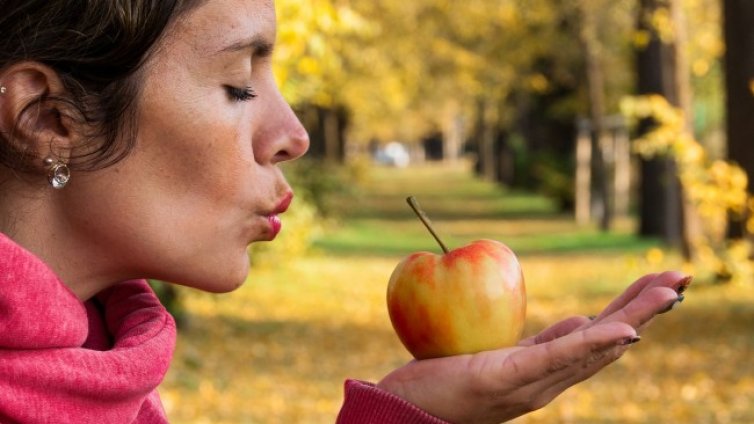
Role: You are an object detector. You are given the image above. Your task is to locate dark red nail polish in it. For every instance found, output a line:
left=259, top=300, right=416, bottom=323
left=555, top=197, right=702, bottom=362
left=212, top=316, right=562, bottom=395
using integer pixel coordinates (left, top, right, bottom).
left=659, top=294, right=685, bottom=314
left=621, top=336, right=641, bottom=345
left=676, top=275, right=693, bottom=294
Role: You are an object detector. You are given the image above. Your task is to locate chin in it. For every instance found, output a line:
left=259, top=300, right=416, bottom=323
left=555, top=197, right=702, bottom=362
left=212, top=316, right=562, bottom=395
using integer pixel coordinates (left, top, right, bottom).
left=206, top=278, right=247, bottom=293
left=178, top=273, right=247, bottom=293
left=170, top=259, right=250, bottom=293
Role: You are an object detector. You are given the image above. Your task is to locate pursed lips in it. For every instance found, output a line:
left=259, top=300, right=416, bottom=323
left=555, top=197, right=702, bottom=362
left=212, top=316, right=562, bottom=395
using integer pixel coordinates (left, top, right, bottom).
left=266, top=191, right=293, bottom=239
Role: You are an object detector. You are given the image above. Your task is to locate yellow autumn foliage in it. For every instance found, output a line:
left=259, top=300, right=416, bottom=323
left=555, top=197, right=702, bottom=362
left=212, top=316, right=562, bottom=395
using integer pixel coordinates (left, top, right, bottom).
left=621, top=94, right=753, bottom=284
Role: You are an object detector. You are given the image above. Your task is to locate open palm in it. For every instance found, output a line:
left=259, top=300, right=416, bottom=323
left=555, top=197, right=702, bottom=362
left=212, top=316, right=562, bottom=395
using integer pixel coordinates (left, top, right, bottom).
left=377, top=271, right=690, bottom=424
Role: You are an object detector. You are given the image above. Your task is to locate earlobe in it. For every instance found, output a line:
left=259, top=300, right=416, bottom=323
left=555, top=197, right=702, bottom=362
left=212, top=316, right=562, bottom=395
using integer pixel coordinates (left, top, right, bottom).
left=0, top=62, right=77, bottom=164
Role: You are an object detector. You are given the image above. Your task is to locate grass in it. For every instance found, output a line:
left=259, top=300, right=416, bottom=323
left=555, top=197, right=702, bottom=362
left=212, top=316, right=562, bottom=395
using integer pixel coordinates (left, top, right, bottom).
left=160, top=160, right=754, bottom=423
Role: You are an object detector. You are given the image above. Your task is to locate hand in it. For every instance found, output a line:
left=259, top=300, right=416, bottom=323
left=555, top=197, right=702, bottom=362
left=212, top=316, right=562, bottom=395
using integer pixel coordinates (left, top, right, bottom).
left=377, top=271, right=690, bottom=424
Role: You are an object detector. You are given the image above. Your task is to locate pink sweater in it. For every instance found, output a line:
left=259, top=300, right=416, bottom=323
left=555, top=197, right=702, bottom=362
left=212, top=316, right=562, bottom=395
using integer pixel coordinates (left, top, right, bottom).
left=0, top=234, right=176, bottom=423
left=337, top=380, right=449, bottom=423
left=0, top=233, right=446, bottom=423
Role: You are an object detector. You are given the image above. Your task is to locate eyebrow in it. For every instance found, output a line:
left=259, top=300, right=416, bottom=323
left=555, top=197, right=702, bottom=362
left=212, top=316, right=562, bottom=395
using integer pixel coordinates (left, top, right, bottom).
left=217, top=35, right=274, bottom=57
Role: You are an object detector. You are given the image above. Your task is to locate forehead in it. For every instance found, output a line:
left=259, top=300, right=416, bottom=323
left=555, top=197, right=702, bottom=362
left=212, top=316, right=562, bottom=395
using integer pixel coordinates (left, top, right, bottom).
left=167, top=0, right=276, bottom=55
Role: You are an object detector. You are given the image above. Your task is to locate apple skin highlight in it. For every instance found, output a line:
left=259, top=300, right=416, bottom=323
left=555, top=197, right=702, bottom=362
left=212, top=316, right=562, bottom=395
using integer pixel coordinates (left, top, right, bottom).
left=387, top=239, right=526, bottom=360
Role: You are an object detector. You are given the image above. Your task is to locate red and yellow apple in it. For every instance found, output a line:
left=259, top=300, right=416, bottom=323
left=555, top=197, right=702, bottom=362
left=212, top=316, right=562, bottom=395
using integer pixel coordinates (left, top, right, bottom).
left=387, top=239, right=526, bottom=360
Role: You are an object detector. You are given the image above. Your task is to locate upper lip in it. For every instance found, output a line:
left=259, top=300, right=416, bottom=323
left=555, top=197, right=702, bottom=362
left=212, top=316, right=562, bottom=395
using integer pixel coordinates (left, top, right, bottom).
left=271, top=191, right=294, bottom=215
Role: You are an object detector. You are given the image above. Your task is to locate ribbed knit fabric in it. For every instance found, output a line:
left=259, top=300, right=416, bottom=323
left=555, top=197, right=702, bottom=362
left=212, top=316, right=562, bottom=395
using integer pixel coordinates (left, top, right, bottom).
left=337, top=380, right=450, bottom=423
left=0, top=233, right=176, bottom=424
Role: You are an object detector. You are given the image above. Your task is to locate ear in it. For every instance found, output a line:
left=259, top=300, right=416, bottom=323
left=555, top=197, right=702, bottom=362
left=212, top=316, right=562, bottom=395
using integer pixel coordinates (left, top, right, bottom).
left=0, top=62, right=79, bottom=165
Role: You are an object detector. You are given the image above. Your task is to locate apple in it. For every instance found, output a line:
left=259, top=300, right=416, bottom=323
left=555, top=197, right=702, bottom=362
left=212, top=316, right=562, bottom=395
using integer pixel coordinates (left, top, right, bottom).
left=386, top=198, right=526, bottom=360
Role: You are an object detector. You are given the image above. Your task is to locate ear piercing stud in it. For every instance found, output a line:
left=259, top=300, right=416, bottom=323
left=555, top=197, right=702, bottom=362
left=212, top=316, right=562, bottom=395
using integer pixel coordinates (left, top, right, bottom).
left=44, top=156, right=71, bottom=189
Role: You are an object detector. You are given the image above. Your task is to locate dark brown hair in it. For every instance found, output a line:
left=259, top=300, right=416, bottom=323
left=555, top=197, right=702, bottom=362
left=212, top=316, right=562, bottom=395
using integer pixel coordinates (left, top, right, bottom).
left=0, top=0, right=204, bottom=172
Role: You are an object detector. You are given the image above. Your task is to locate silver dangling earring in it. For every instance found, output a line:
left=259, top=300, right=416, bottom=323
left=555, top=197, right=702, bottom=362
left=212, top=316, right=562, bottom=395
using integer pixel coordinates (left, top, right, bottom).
left=44, top=156, right=71, bottom=189
left=0, top=86, right=6, bottom=94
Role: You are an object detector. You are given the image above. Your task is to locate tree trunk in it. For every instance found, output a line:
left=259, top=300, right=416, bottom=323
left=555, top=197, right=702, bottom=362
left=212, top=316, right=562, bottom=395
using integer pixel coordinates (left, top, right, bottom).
left=723, top=0, right=754, bottom=238
left=670, top=0, right=700, bottom=259
left=494, top=129, right=515, bottom=186
left=323, top=108, right=340, bottom=161
left=724, top=0, right=754, bottom=185
left=575, top=119, right=592, bottom=225
left=578, top=1, right=611, bottom=231
left=635, top=0, right=688, bottom=254
left=639, top=157, right=685, bottom=246
left=612, top=124, right=632, bottom=218
left=670, top=0, right=693, bottom=130
left=295, top=105, right=347, bottom=163
left=472, top=98, right=499, bottom=181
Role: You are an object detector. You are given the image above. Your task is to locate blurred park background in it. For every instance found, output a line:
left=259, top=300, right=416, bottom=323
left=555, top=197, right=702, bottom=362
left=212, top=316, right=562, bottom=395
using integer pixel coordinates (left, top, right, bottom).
left=158, top=0, right=754, bottom=422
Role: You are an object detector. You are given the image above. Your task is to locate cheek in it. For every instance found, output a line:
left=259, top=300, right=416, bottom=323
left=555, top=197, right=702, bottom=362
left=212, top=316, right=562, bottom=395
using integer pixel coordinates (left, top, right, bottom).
left=148, top=108, right=254, bottom=200
left=197, top=129, right=252, bottom=194
left=134, top=71, right=263, bottom=235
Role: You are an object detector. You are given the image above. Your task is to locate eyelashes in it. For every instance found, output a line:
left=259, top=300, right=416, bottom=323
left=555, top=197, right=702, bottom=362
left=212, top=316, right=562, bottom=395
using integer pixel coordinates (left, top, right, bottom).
left=225, top=85, right=257, bottom=102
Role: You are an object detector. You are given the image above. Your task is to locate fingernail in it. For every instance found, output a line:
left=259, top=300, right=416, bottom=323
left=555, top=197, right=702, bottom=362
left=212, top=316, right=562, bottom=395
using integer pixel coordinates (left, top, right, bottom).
left=676, top=275, right=693, bottom=294
left=659, top=294, right=685, bottom=314
left=621, top=336, right=641, bottom=346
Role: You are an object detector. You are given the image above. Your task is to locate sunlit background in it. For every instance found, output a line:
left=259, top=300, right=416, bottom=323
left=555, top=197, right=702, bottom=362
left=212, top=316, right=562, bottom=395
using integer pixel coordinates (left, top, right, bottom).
left=158, top=0, right=754, bottom=422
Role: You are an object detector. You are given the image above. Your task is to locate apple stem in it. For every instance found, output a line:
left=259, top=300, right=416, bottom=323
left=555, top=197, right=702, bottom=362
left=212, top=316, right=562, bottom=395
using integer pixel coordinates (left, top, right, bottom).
left=406, top=196, right=450, bottom=254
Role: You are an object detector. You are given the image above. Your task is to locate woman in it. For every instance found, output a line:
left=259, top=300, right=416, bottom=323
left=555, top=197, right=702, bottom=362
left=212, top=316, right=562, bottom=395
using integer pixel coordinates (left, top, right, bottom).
left=0, top=0, right=688, bottom=423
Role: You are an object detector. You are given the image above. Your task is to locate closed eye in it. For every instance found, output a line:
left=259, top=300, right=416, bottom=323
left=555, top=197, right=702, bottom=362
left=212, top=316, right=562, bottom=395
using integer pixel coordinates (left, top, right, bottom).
left=225, top=85, right=257, bottom=102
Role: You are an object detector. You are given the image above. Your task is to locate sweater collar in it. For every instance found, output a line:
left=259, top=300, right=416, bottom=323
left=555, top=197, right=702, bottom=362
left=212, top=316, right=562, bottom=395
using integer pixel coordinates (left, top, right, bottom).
left=0, top=232, right=176, bottom=423
left=0, top=232, right=88, bottom=349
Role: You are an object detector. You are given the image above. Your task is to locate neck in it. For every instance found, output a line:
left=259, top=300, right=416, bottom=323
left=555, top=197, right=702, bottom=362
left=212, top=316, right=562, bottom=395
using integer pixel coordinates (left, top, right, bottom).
left=0, top=177, right=118, bottom=301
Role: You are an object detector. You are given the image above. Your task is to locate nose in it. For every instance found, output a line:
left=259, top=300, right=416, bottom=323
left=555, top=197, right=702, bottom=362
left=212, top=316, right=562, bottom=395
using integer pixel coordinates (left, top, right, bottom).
left=259, top=90, right=310, bottom=165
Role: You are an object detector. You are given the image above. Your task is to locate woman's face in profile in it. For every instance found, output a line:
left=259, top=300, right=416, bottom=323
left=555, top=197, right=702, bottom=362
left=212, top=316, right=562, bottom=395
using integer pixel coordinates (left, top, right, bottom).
left=65, top=0, right=309, bottom=292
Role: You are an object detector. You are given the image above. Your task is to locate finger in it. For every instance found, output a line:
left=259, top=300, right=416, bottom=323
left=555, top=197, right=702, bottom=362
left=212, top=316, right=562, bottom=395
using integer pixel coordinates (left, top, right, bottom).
left=594, top=271, right=688, bottom=321
left=592, top=273, right=658, bottom=321
left=598, top=285, right=680, bottom=331
left=519, top=316, right=593, bottom=347
left=515, top=322, right=640, bottom=408
left=502, top=321, right=636, bottom=387
left=641, top=270, right=692, bottom=294
left=536, top=338, right=632, bottom=405
left=540, top=282, right=691, bottom=402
